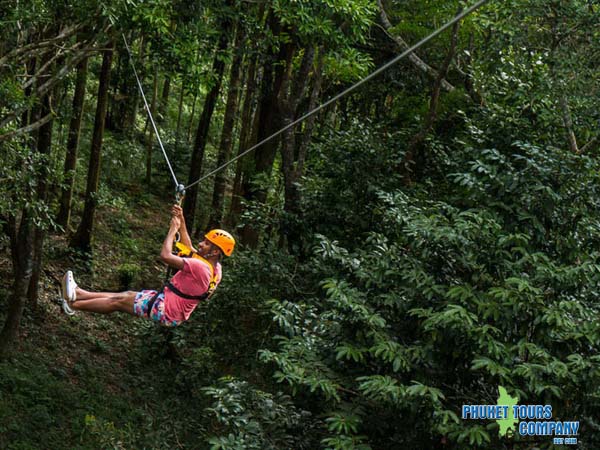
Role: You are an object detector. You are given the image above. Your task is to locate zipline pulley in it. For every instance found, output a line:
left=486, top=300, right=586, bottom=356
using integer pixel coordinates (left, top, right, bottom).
left=174, top=184, right=186, bottom=243
left=175, top=184, right=186, bottom=206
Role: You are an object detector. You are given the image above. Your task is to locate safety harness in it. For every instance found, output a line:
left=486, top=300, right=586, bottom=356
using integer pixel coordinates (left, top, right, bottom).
left=146, top=244, right=219, bottom=318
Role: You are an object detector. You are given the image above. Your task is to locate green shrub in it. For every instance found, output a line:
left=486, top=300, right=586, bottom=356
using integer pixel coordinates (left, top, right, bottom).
left=117, top=263, right=141, bottom=290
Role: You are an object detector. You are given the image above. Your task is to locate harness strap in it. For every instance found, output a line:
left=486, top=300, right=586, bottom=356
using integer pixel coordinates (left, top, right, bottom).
left=165, top=281, right=209, bottom=301
left=174, top=242, right=215, bottom=279
left=146, top=248, right=219, bottom=318
left=146, top=287, right=163, bottom=318
left=145, top=280, right=212, bottom=319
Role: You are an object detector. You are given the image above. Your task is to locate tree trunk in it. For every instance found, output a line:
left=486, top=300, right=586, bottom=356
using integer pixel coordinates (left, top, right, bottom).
left=403, top=16, right=461, bottom=183
left=187, top=88, right=198, bottom=143
left=254, top=39, right=294, bottom=200
left=279, top=46, right=316, bottom=251
left=239, top=59, right=275, bottom=248
left=377, top=0, right=454, bottom=92
left=228, top=52, right=259, bottom=227
left=183, top=27, right=230, bottom=232
left=175, top=79, right=185, bottom=146
left=57, top=57, right=88, bottom=229
left=208, top=26, right=245, bottom=229
left=70, top=44, right=114, bottom=254
left=28, top=88, right=54, bottom=307
left=20, top=57, right=37, bottom=128
left=296, top=49, right=325, bottom=184
left=240, top=20, right=294, bottom=247
left=559, top=94, right=578, bottom=153
left=185, top=50, right=202, bottom=143
left=109, top=37, right=141, bottom=134
left=145, top=65, right=159, bottom=185
left=0, top=36, right=39, bottom=347
left=279, top=46, right=314, bottom=184
left=0, top=213, right=35, bottom=359
left=128, top=36, right=145, bottom=134
left=159, top=75, right=171, bottom=119
left=281, top=48, right=324, bottom=252
left=548, top=7, right=579, bottom=155
left=105, top=47, right=122, bottom=131
left=463, top=33, right=484, bottom=105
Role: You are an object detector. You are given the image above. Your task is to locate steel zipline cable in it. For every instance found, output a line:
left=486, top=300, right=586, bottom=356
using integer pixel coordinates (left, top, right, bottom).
left=123, top=0, right=490, bottom=195
left=184, top=0, right=489, bottom=190
left=121, top=34, right=181, bottom=191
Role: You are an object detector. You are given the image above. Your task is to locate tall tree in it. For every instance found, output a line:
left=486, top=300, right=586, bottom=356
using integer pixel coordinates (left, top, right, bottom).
left=239, top=18, right=295, bottom=247
left=207, top=25, right=245, bottom=229
left=280, top=48, right=325, bottom=252
left=27, top=87, right=54, bottom=306
left=0, top=46, right=56, bottom=351
left=0, top=206, right=35, bottom=358
left=403, top=16, right=461, bottom=183
left=183, top=25, right=231, bottom=232
left=57, top=57, right=88, bottom=229
left=128, top=36, right=145, bottom=134
left=159, top=75, right=171, bottom=119
left=228, top=3, right=266, bottom=227
left=145, top=65, right=159, bottom=184
left=175, top=77, right=185, bottom=144
left=228, top=51, right=258, bottom=227
left=70, top=44, right=114, bottom=254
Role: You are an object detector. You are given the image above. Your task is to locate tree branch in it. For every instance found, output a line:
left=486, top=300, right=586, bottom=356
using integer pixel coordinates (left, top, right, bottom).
left=0, top=112, right=53, bottom=142
left=580, top=135, right=598, bottom=153
left=462, top=32, right=485, bottom=105
left=558, top=94, right=579, bottom=153
left=402, top=9, right=462, bottom=182
left=377, top=0, right=455, bottom=92
left=296, top=47, right=325, bottom=179
left=0, top=23, right=83, bottom=67
left=0, top=39, right=104, bottom=131
left=21, top=41, right=83, bottom=90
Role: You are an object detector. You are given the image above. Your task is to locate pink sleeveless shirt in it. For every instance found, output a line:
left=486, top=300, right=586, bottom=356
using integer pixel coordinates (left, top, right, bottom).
left=164, top=258, right=222, bottom=322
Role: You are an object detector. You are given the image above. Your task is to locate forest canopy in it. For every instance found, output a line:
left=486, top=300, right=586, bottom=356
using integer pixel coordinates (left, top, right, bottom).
left=1, top=0, right=600, bottom=448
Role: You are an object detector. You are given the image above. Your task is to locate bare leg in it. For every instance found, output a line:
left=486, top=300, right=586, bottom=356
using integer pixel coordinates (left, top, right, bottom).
left=75, top=287, right=124, bottom=301
left=70, top=291, right=137, bottom=315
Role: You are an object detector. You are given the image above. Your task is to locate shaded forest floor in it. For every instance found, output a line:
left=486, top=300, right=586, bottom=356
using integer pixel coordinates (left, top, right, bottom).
left=0, top=187, right=201, bottom=449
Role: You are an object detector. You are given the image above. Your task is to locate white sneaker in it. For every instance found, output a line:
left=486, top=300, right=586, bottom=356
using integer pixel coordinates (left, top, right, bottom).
left=62, top=270, right=78, bottom=302
left=61, top=297, right=75, bottom=316
left=57, top=287, right=75, bottom=316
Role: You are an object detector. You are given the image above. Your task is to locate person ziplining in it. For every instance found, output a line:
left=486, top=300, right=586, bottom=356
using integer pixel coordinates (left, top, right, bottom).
left=59, top=205, right=235, bottom=327
left=56, top=0, right=488, bottom=327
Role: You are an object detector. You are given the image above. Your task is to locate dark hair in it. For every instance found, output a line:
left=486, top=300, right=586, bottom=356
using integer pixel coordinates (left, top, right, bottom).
left=208, top=243, right=224, bottom=262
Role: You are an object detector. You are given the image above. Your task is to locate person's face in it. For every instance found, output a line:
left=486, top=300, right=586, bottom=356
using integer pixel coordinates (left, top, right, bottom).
left=197, top=238, right=216, bottom=257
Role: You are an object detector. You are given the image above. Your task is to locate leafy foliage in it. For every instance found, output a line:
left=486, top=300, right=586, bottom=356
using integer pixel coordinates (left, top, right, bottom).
left=2, top=0, right=600, bottom=449
left=203, top=377, right=313, bottom=450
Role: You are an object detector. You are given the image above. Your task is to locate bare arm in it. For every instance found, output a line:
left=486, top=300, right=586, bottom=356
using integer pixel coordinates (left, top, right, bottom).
left=172, top=204, right=196, bottom=251
left=160, top=217, right=185, bottom=270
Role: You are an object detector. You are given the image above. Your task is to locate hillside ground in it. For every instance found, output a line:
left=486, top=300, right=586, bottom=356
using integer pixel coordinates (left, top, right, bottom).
left=0, top=188, right=201, bottom=449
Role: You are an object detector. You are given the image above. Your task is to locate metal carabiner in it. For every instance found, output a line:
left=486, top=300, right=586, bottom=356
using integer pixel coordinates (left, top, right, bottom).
left=174, top=184, right=186, bottom=243
left=175, top=183, right=186, bottom=206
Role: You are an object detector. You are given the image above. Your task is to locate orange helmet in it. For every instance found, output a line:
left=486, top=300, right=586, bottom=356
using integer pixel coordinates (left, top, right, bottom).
left=205, top=229, right=235, bottom=256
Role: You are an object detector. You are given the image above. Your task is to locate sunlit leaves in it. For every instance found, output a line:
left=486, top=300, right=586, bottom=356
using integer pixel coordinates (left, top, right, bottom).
left=271, top=0, right=376, bottom=45
left=323, top=48, right=374, bottom=84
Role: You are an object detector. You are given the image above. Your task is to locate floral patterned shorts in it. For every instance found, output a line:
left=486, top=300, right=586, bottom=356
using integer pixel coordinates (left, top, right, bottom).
left=133, top=290, right=179, bottom=327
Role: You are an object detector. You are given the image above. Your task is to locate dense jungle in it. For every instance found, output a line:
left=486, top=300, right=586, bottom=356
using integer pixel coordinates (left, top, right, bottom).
left=1, top=0, right=600, bottom=448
